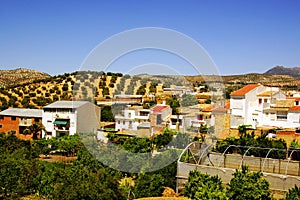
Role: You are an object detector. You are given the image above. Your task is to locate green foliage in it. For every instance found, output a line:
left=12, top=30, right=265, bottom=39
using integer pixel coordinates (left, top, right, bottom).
left=184, top=170, right=227, bottom=200
left=136, top=85, right=146, bottom=95
left=181, top=94, right=198, bottom=107
left=122, top=137, right=151, bottom=153
left=285, top=185, right=300, bottom=200
left=153, top=132, right=173, bottom=150
left=215, top=131, right=287, bottom=159
left=167, top=96, right=180, bottom=115
left=23, top=122, right=45, bottom=140
left=101, top=105, right=115, bottom=122
left=0, top=152, right=42, bottom=198
left=134, top=173, right=165, bottom=198
left=227, top=166, right=271, bottom=200
left=102, top=86, right=110, bottom=96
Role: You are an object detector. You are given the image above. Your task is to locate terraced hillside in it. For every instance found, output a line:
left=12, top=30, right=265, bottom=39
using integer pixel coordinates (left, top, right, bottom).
left=0, top=71, right=187, bottom=111
left=0, top=68, right=50, bottom=87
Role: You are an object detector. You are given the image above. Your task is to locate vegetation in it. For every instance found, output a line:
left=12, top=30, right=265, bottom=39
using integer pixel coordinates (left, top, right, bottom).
left=215, top=126, right=287, bottom=159
left=184, top=170, right=227, bottom=200
left=227, top=166, right=271, bottom=200
left=184, top=166, right=271, bottom=200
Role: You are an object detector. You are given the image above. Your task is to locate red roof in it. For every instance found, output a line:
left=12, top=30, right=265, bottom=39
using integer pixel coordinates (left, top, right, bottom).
left=230, top=84, right=260, bottom=97
left=152, top=105, right=169, bottom=113
left=289, top=106, right=300, bottom=111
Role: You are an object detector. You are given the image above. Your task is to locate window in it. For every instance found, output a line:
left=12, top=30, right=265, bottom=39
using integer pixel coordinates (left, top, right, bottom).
left=128, top=113, right=131, bottom=118
left=277, top=111, right=287, bottom=121
left=123, top=121, right=125, bottom=125
left=118, top=120, right=120, bottom=124
left=264, top=99, right=268, bottom=103
left=0, top=116, right=3, bottom=120
left=0, top=124, right=2, bottom=128
left=11, top=116, right=16, bottom=121
left=258, top=98, right=262, bottom=104
left=296, top=101, right=299, bottom=106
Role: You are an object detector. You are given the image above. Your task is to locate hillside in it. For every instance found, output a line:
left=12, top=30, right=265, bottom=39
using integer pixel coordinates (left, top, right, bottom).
left=0, top=71, right=187, bottom=110
left=186, top=73, right=300, bottom=88
left=264, top=66, right=300, bottom=77
left=0, top=68, right=50, bottom=87
left=0, top=69, right=299, bottom=111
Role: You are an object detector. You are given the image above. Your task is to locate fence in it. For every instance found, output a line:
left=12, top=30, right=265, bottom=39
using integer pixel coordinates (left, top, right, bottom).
left=177, top=142, right=300, bottom=194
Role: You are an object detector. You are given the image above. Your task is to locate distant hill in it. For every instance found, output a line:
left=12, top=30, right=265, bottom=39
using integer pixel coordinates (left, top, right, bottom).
left=264, top=66, right=300, bottom=77
left=0, top=68, right=50, bottom=87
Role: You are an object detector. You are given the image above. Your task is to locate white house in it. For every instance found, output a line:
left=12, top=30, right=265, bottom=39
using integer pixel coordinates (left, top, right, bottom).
left=230, top=84, right=286, bottom=128
left=288, top=106, right=300, bottom=128
left=115, top=106, right=150, bottom=131
left=42, top=101, right=100, bottom=138
left=230, top=84, right=265, bottom=128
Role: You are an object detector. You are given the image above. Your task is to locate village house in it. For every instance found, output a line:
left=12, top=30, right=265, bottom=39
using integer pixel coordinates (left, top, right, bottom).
left=230, top=84, right=300, bottom=129
left=42, top=101, right=100, bottom=138
left=0, top=108, right=42, bottom=140
left=114, top=105, right=151, bottom=132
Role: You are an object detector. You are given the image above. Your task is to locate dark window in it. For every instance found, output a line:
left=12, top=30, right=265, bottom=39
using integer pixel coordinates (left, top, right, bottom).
left=11, top=116, right=16, bottom=121
left=0, top=124, right=2, bottom=128
left=0, top=116, right=3, bottom=120
left=258, top=98, right=262, bottom=104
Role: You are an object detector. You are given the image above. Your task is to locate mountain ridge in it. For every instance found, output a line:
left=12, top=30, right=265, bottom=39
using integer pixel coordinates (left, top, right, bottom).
left=264, top=66, right=300, bottom=77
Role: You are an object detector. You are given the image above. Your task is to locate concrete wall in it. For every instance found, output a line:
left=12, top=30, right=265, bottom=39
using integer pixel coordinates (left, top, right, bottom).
left=177, top=152, right=300, bottom=194
left=77, top=102, right=100, bottom=134
left=214, top=114, right=230, bottom=140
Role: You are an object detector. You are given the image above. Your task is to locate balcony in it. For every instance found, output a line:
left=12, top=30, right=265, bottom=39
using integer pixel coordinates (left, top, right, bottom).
left=53, top=119, right=70, bottom=131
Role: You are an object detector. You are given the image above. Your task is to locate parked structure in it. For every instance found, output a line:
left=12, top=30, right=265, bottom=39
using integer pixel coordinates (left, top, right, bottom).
left=0, top=108, right=42, bottom=140
left=42, top=101, right=100, bottom=138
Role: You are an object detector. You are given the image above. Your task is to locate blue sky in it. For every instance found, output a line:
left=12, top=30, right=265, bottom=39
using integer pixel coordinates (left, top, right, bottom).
left=0, top=0, right=299, bottom=76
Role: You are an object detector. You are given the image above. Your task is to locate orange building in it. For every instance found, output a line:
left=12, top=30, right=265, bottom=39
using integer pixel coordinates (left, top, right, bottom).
left=0, top=108, right=42, bottom=140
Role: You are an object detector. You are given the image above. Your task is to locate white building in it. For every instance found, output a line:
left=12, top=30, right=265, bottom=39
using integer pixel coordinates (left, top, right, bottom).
left=230, top=84, right=300, bottom=129
left=115, top=106, right=150, bottom=131
left=42, top=101, right=100, bottom=138
left=230, top=84, right=285, bottom=128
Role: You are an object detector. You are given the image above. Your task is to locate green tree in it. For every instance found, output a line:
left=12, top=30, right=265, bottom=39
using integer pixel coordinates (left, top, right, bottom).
left=285, top=185, right=300, bottom=200
left=181, top=94, right=198, bottom=107
left=226, top=165, right=271, bottom=200
left=167, top=96, right=180, bottom=115
left=101, top=106, right=115, bottom=122
left=23, top=122, right=45, bottom=140
left=184, top=170, right=228, bottom=200
left=133, top=173, right=165, bottom=198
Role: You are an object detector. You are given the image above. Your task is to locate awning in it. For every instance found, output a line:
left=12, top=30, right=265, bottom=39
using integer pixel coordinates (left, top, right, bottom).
left=53, top=119, right=68, bottom=125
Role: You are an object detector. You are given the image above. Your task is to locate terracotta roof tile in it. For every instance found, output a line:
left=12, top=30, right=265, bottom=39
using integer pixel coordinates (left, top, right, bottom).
left=289, top=106, right=300, bottom=111
left=230, top=84, right=260, bottom=97
left=152, top=105, right=169, bottom=113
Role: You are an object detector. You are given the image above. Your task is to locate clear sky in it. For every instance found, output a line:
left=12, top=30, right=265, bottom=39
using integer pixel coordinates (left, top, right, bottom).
left=0, top=0, right=299, bottom=76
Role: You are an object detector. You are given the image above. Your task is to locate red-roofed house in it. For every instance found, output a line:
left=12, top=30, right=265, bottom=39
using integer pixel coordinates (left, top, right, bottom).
left=230, top=84, right=288, bottom=128
left=230, top=84, right=265, bottom=128
left=150, top=104, right=172, bottom=127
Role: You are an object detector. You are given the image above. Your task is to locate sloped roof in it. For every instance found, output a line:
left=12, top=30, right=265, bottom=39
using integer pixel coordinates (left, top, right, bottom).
left=43, top=101, right=90, bottom=109
left=0, top=108, right=42, bottom=118
left=230, top=84, right=260, bottom=97
left=289, top=106, right=300, bottom=112
left=152, top=105, right=169, bottom=113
